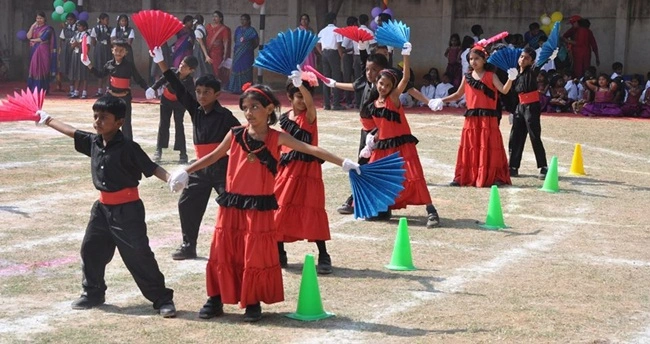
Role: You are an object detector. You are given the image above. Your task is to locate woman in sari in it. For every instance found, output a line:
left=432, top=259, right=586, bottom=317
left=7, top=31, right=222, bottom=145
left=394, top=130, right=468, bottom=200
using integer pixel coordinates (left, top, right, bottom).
left=297, top=14, right=317, bottom=69
left=172, top=16, right=195, bottom=68
left=227, top=14, right=258, bottom=94
left=26, top=11, right=57, bottom=93
left=206, top=10, right=231, bottom=85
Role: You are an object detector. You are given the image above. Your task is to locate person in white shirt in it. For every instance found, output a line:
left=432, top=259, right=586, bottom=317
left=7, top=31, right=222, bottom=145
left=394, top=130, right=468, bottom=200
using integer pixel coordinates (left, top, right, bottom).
left=418, top=74, right=436, bottom=106
left=460, top=35, right=474, bottom=75
left=317, top=12, right=344, bottom=110
left=341, top=16, right=358, bottom=107
left=435, top=73, right=455, bottom=106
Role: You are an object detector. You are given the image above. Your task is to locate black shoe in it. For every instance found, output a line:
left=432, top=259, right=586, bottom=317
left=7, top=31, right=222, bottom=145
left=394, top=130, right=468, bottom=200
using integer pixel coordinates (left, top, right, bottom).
left=324, top=106, right=331, bottom=110
left=179, top=153, right=188, bottom=164
left=317, top=254, right=333, bottom=275
left=367, top=210, right=391, bottom=221
left=449, top=180, right=460, bottom=187
left=279, top=249, right=288, bottom=268
left=153, top=149, right=162, bottom=162
left=198, top=296, right=224, bottom=319
left=243, top=303, right=262, bottom=322
left=509, top=167, right=519, bottom=177
left=71, top=293, right=105, bottom=309
left=539, top=167, right=548, bottom=180
left=331, top=105, right=345, bottom=111
left=336, top=203, right=354, bottom=215
left=159, top=300, right=176, bottom=318
left=172, top=243, right=197, bottom=260
left=426, top=212, right=440, bottom=228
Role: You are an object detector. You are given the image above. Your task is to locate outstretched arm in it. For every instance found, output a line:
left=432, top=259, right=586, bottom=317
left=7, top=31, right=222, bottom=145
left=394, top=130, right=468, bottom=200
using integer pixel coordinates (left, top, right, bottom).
left=441, top=77, right=466, bottom=103
left=186, top=131, right=233, bottom=173
left=278, top=132, right=343, bottom=166
left=153, top=166, right=171, bottom=183
left=40, top=113, right=76, bottom=138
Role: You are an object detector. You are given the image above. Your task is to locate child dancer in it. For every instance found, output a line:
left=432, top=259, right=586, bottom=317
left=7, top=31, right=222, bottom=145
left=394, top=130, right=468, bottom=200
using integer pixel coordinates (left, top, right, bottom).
left=507, top=47, right=549, bottom=179
left=111, top=14, right=135, bottom=66
left=36, top=95, right=176, bottom=317
left=147, top=55, right=198, bottom=164
left=275, top=79, right=332, bottom=274
left=621, top=74, right=643, bottom=117
left=362, top=44, right=441, bottom=227
left=68, top=20, right=90, bottom=99
left=90, top=13, right=112, bottom=97
left=163, top=50, right=360, bottom=321
left=153, top=50, right=241, bottom=260
left=581, top=74, right=623, bottom=117
left=83, top=40, right=148, bottom=140
left=59, top=13, right=77, bottom=95
left=444, top=33, right=462, bottom=87
left=432, top=45, right=514, bottom=187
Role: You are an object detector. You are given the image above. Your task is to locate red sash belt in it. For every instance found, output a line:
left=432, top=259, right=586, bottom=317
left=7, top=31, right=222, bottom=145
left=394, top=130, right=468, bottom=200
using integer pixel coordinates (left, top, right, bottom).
left=99, top=187, right=140, bottom=205
left=162, top=87, right=178, bottom=102
left=518, top=90, right=540, bottom=105
left=194, top=143, right=219, bottom=159
left=110, top=76, right=130, bottom=89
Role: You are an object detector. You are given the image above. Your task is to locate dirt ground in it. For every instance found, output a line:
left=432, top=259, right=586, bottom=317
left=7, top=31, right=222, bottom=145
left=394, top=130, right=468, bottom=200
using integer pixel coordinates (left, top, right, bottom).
left=1, top=89, right=650, bottom=344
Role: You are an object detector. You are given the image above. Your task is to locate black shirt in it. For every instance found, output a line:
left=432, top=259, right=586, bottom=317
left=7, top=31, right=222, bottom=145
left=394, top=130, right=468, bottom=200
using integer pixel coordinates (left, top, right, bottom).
left=151, top=68, right=195, bottom=101
left=513, top=66, right=540, bottom=94
left=74, top=130, right=158, bottom=192
left=89, top=59, right=148, bottom=94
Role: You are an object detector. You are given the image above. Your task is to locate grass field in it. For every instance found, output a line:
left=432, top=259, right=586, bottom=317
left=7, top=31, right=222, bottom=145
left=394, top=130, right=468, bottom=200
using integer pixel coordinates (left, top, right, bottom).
left=1, top=94, right=650, bottom=344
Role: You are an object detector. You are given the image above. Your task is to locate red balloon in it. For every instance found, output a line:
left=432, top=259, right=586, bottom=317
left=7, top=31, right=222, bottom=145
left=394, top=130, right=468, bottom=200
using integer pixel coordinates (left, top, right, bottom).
left=249, top=0, right=265, bottom=4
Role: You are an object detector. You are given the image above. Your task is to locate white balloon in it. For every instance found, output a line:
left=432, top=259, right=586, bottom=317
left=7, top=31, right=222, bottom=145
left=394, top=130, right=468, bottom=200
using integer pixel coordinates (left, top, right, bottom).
left=55, top=6, right=64, bottom=14
left=541, top=16, right=551, bottom=25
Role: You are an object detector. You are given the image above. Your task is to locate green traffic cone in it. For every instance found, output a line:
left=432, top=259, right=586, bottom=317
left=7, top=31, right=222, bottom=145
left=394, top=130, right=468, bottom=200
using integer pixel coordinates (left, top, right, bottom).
left=540, top=156, right=560, bottom=193
left=286, top=254, right=334, bottom=321
left=480, top=185, right=507, bottom=230
left=385, top=217, right=416, bottom=271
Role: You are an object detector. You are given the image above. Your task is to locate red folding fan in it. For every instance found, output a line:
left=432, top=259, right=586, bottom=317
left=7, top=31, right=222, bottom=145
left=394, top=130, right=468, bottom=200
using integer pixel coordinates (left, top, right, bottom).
left=81, top=35, right=88, bottom=62
left=0, top=88, right=46, bottom=122
left=334, top=26, right=374, bottom=42
left=476, top=31, right=509, bottom=47
left=132, top=10, right=183, bottom=51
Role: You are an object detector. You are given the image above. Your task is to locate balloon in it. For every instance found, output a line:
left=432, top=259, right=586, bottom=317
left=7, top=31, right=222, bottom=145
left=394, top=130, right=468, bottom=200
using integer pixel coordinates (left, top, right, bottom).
left=369, top=20, right=378, bottom=31
left=550, top=11, right=563, bottom=22
left=60, top=13, right=68, bottom=22
left=382, top=8, right=393, bottom=17
left=541, top=24, right=552, bottom=35
left=63, top=1, right=76, bottom=13
left=72, top=10, right=79, bottom=18
left=52, top=0, right=64, bottom=8
left=51, top=11, right=62, bottom=22
left=55, top=6, right=64, bottom=14
left=540, top=15, right=551, bottom=26
left=371, top=7, right=382, bottom=18
left=16, top=30, right=27, bottom=41
left=253, top=3, right=260, bottom=9
left=78, top=11, right=89, bottom=21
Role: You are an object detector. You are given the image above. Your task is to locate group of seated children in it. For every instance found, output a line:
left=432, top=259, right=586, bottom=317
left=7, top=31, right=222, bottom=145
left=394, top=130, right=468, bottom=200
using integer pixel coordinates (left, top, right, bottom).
left=401, top=68, right=465, bottom=108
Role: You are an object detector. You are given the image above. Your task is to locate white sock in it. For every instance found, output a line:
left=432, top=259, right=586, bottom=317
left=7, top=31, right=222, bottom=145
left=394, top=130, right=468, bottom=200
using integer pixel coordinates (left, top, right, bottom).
left=82, top=90, right=87, bottom=97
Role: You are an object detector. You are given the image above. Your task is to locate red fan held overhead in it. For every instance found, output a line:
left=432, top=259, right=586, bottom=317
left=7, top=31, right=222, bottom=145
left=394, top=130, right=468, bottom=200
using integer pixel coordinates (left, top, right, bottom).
left=132, top=10, right=183, bottom=51
left=334, top=26, right=373, bottom=42
left=0, top=88, right=46, bottom=122
left=476, top=31, right=509, bottom=47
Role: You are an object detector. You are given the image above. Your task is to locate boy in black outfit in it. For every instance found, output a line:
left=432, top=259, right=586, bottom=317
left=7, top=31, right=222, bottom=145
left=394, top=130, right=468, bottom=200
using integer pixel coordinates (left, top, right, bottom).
left=151, top=46, right=241, bottom=260
left=36, top=95, right=176, bottom=317
left=82, top=40, right=148, bottom=140
left=146, top=55, right=199, bottom=164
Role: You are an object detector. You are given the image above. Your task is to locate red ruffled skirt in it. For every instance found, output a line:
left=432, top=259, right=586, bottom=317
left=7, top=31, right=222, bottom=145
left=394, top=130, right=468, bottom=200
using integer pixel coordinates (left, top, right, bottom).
left=206, top=206, right=284, bottom=307
left=274, top=161, right=330, bottom=242
left=371, top=143, right=432, bottom=209
left=454, top=116, right=511, bottom=187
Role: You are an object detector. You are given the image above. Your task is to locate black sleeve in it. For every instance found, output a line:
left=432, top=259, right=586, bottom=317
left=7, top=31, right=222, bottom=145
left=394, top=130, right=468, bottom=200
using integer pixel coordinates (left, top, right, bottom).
left=89, top=61, right=111, bottom=78
left=127, top=141, right=159, bottom=177
left=73, top=130, right=94, bottom=157
left=151, top=74, right=167, bottom=90
left=163, top=69, right=199, bottom=117
left=353, top=75, right=367, bottom=92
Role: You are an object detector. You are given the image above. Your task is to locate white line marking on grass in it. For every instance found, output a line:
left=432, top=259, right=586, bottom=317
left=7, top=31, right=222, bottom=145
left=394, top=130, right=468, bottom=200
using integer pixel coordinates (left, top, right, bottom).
left=0, top=231, right=83, bottom=254
left=543, top=137, right=650, bottom=163
left=577, top=254, right=650, bottom=268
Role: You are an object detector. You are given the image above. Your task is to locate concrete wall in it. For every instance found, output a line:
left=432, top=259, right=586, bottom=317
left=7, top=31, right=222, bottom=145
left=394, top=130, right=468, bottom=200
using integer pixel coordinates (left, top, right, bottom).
left=4, top=0, right=650, bottom=86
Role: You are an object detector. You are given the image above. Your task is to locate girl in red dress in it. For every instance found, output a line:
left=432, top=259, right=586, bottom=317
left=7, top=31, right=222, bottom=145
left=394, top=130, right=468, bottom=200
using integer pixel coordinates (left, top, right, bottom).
left=274, top=81, right=333, bottom=274
left=437, top=46, right=514, bottom=187
left=171, top=83, right=358, bottom=322
left=363, top=48, right=441, bottom=228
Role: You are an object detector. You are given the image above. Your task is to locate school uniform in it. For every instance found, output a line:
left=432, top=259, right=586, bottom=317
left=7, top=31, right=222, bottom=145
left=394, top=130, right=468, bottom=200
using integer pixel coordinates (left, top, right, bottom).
left=89, top=59, right=148, bottom=140
left=317, top=24, right=343, bottom=109
left=59, top=23, right=76, bottom=78
left=163, top=69, right=241, bottom=251
left=111, top=26, right=135, bottom=65
left=68, top=31, right=90, bottom=82
left=74, top=129, right=173, bottom=308
left=90, top=24, right=112, bottom=81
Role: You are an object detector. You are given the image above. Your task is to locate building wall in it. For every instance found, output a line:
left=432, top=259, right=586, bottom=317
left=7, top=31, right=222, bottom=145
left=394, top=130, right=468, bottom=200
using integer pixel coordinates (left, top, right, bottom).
left=4, top=0, right=650, bottom=85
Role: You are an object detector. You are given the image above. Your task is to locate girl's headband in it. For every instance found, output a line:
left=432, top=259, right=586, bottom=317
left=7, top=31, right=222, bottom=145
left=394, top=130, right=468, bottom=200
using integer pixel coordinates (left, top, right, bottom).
left=242, top=83, right=273, bottom=104
left=380, top=68, right=399, bottom=84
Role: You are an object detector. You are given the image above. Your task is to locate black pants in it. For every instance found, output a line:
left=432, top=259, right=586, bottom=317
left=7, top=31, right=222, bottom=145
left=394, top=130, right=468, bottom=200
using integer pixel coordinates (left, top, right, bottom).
left=342, top=54, right=355, bottom=105
left=157, top=97, right=186, bottom=153
left=509, top=102, right=548, bottom=169
left=321, top=49, right=342, bottom=108
left=178, top=170, right=226, bottom=247
left=119, top=95, right=133, bottom=140
left=81, top=200, right=173, bottom=308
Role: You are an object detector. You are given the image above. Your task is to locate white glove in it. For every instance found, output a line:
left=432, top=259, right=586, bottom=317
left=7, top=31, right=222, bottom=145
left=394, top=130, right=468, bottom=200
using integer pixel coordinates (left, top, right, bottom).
left=401, top=42, right=412, bottom=56
left=428, top=98, right=444, bottom=111
left=80, top=54, right=91, bottom=67
left=289, top=65, right=302, bottom=88
left=150, top=46, right=165, bottom=63
left=507, top=68, right=519, bottom=81
left=359, top=146, right=373, bottom=159
left=549, top=48, right=559, bottom=61
left=365, top=133, right=376, bottom=149
left=145, top=87, right=156, bottom=100
left=358, top=41, right=369, bottom=51
left=36, top=110, right=51, bottom=125
left=168, top=169, right=189, bottom=192
left=324, top=78, right=336, bottom=88
left=342, top=158, right=361, bottom=175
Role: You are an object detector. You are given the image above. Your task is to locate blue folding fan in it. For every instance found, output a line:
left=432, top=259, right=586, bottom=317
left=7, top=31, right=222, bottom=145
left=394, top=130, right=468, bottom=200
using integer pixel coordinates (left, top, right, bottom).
left=536, top=21, right=560, bottom=67
left=375, top=20, right=410, bottom=48
left=253, top=28, right=319, bottom=75
left=349, top=153, right=406, bottom=219
left=487, top=47, right=522, bottom=71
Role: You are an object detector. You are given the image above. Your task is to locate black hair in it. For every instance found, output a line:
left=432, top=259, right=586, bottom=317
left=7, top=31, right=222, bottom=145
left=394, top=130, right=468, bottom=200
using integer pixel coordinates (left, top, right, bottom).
left=550, top=74, right=564, bottom=87
left=523, top=46, right=537, bottom=61
left=359, top=14, right=369, bottom=25
left=76, top=20, right=88, bottom=30
left=65, top=12, right=76, bottom=20
left=194, top=14, right=204, bottom=25
left=117, top=14, right=129, bottom=27
left=285, top=80, right=314, bottom=98
left=300, top=13, right=310, bottom=22
left=346, top=16, right=358, bottom=26
left=631, top=74, right=643, bottom=84
left=213, top=11, right=224, bottom=21
left=461, top=35, right=475, bottom=51
left=422, top=74, right=432, bottom=81
left=182, top=55, right=199, bottom=69
left=538, top=34, right=548, bottom=43
left=195, top=74, right=221, bottom=92
left=93, top=95, right=127, bottom=119
left=98, top=13, right=109, bottom=21
left=597, top=73, right=611, bottom=84
left=36, top=11, right=46, bottom=19
left=325, top=12, right=337, bottom=24
left=239, top=84, right=280, bottom=125
left=363, top=68, right=401, bottom=110
left=529, top=22, right=540, bottom=30
left=471, top=24, right=483, bottom=36
left=366, top=53, right=389, bottom=69
left=182, top=15, right=194, bottom=24
left=241, top=13, right=251, bottom=22
left=449, top=33, right=461, bottom=46
left=112, top=39, right=129, bottom=49
left=378, top=13, right=392, bottom=23
left=612, top=62, right=623, bottom=70
left=469, top=47, right=495, bottom=72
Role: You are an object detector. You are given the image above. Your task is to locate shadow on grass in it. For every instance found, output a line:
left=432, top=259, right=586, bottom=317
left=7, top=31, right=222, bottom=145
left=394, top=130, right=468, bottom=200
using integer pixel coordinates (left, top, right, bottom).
left=0, top=205, right=30, bottom=217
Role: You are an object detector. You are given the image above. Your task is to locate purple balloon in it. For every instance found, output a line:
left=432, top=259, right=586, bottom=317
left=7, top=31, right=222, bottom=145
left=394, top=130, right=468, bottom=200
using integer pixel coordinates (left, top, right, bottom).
left=16, top=30, right=27, bottom=41
left=78, top=11, right=89, bottom=21
left=369, top=20, right=378, bottom=31
left=72, top=10, right=79, bottom=18
left=371, top=7, right=382, bottom=18
left=382, top=8, right=393, bottom=17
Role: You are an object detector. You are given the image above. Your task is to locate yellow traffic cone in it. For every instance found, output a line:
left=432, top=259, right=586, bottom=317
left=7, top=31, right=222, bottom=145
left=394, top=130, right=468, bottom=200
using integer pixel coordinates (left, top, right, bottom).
left=286, top=254, right=335, bottom=321
left=568, top=143, right=586, bottom=176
